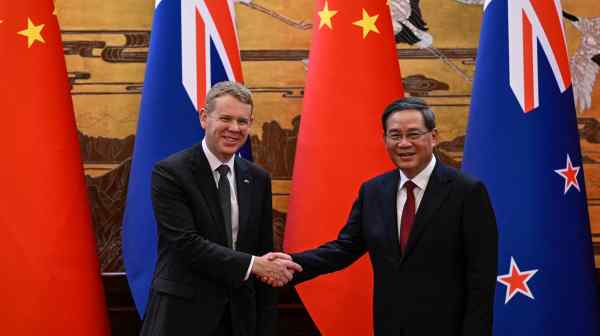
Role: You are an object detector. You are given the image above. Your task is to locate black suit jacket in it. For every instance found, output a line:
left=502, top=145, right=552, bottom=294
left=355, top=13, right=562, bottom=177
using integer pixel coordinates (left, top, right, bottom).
left=140, top=144, right=276, bottom=336
left=292, top=161, right=498, bottom=336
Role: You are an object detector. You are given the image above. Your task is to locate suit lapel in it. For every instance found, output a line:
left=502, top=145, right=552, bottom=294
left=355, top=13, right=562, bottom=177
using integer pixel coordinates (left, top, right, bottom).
left=401, top=161, right=453, bottom=262
left=234, top=157, right=251, bottom=250
left=377, top=170, right=402, bottom=261
left=190, top=145, right=228, bottom=246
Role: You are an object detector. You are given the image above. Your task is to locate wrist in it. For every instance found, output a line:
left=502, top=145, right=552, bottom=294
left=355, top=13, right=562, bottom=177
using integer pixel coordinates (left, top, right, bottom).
left=251, top=256, right=265, bottom=275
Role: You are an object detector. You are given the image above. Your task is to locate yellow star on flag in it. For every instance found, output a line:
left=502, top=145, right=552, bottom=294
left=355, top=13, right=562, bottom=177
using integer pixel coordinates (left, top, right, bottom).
left=318, top=1, right=338, bottom=30
left=353, top=9, right=379, bottom=39
left=18, top=18, right=45, bottom=48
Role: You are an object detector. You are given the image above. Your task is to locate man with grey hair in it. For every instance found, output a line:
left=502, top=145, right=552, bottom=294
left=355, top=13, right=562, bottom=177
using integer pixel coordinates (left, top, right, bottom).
left=270, top=97, right=498, bottom=336
left=141, top=81, right=301, bottom=336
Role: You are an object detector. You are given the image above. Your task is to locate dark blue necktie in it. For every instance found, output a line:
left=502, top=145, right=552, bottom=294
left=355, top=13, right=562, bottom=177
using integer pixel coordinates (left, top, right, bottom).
left=217, top=165, right=233, bottom=248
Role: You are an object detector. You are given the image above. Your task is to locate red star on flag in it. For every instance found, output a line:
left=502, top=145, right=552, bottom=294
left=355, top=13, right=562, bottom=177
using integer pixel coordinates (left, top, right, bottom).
left=497, top=257, right=538, bottom=304
left=554, top=154, right=581, bottom=194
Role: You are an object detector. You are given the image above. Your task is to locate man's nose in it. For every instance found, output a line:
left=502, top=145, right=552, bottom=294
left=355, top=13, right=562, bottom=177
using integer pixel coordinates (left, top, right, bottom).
left=227, top=120, right=242, bottom=132
left=397, top=137, right=413, bottom=147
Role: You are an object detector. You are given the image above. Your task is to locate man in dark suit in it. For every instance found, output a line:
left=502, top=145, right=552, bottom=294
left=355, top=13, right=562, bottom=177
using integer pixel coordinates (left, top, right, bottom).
left=277, top=97, right=498, bottom=335
left=141, top=81, right=301, bottom=336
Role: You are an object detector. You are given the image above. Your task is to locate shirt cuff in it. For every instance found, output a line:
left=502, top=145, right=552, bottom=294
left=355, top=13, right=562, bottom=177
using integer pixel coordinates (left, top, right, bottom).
left=244, top=255, right=255, bottom=281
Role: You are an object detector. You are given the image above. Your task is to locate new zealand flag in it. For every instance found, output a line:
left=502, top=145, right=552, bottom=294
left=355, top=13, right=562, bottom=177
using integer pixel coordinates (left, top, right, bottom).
left=462, top=0, right=600, bottom=334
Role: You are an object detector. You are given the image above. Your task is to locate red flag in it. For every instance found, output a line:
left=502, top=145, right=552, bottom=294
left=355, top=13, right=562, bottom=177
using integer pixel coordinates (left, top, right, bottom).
left=284, top=0, right=404, bottom=334
left=0, top=1, right=110, bottom=334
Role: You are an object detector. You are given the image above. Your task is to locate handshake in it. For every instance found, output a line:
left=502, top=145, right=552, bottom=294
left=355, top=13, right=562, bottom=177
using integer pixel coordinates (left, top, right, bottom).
left=251, top=252, right=303, bottom=287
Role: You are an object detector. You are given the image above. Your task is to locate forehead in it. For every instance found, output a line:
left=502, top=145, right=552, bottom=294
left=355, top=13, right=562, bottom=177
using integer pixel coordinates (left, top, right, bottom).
left=212, top=94, right=252, bottom=116
left=386, top=109, right=426, bottom=130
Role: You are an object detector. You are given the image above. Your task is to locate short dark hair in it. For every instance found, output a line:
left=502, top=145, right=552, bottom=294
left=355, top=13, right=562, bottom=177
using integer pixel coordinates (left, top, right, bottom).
left=381, top=97, right=436, bottom=133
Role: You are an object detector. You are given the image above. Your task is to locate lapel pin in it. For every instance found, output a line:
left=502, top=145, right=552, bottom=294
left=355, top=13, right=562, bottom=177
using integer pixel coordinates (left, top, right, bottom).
left=243, top=179, right=250, bottom=184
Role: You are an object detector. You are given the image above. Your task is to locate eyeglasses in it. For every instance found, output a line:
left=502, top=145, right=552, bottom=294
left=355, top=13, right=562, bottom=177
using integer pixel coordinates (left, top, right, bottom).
left=385, top=130, right=431, bottom=142
left=209, top=114, right=252, bottom=129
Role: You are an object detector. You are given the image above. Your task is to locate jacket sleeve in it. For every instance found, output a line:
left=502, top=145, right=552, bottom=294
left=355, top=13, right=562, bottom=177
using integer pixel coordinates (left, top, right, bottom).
left=290, top=184, right=368, bottom=285
left=151, top=163, right=252, bottom=286
left=461, top=181, right=498, bottom=336
left=254, top=174, right=277, bottom=336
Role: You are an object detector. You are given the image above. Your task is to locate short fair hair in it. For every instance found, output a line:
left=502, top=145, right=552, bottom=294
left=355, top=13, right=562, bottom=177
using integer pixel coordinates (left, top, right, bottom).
left=205, top=81, right=254, bottom=114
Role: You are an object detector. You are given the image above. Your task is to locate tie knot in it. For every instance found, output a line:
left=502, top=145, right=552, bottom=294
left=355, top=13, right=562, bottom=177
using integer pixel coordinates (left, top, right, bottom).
left=404, top=180, right=416, bottom=192
left=217, top=164, right=230, bottom=177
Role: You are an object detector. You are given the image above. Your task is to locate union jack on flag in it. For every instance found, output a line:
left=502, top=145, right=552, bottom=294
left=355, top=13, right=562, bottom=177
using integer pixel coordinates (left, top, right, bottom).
left=507, top=0, right=571, bottom=112
left=122, top=0, right=249, bottom=316
left=180, top=0, right=244, bottom=110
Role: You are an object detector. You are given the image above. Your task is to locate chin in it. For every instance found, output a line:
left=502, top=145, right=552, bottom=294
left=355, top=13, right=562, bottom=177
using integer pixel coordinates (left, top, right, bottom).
left=220, top=143, right=241, bottom=151
left=395, top=160, right=416, bottom=169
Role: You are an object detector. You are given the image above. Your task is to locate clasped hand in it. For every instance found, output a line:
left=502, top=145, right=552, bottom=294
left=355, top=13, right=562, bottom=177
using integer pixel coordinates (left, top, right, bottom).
left=251, top=252, right=302, bottom=287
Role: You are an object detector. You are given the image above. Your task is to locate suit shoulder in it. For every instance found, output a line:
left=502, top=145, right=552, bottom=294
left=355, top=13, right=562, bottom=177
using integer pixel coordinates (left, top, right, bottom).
left=153, top=145, right=199, bottom=173
left=440, top=163, right=484, bottom=189
left=361, top=170, right=398, bottom=190
left=239, top=157, right=271, bottom=180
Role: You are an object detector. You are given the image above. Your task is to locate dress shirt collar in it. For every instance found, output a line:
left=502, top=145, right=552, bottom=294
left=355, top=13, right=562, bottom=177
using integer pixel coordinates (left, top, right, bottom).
left=202, top=138, right=235, bottom=175
left=399, top=155, right=436, bottom=190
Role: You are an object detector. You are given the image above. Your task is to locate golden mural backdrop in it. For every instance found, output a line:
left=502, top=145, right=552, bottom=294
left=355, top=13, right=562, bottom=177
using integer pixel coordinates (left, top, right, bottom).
left=54, top=0, right=600, bottom=271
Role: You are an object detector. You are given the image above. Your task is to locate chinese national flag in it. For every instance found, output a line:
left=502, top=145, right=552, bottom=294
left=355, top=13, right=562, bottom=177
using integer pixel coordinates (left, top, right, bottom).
left=284, top=0, right=404, bottom=335
left=0, top=1, right=110, bottom=334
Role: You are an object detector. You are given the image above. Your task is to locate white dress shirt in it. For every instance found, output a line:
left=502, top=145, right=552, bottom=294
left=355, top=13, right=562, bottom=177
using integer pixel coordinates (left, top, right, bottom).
left=202, top=139, right=254, bottom=280
left=397, top=156, right=437, bottom=239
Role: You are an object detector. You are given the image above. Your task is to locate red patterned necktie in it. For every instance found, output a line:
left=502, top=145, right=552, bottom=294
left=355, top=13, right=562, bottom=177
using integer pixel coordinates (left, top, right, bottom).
left=400, top=180, right=416, bottom=252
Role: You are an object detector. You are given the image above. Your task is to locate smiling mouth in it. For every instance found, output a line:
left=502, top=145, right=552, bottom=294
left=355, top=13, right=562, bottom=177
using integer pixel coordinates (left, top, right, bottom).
left=398, top=152, right=416, bottom=158
left=223, top=136, right=241, bottom=144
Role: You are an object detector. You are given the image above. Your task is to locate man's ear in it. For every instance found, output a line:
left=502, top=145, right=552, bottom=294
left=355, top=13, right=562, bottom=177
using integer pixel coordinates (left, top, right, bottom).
left=431, top=128, right=439, bottom=146
left=199, top=108, right=208, bottom=129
